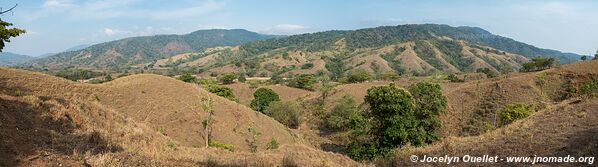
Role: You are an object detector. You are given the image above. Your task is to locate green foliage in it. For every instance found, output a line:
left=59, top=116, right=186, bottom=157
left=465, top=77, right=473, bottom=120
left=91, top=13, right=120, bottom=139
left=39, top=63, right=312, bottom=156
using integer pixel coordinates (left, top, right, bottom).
left=325, top=55, right=346, bottom=81
left=476, top=68, right=498, bottom=78
left=301, top=63, right=314, bottom=69
left=413, top=40, right=446, bottom=71
left=0, top=19, right=26, bottom=52
left=348, top=82, right=447, bottom=160
left=580, top=79, right=598, bottom=96
left=408, top=82, right=448, bottom=143
left=447, top=74, right=464, bottom=82
left=521, top=57, right=556, bottom=72
left=432, top=40, right=473, bottom=71
left=209, top=140, right=235, bottom=151
left=205, top=85, right=237, bottom=101
left=246, top=126, right=261, bottom=153
left=380, top=72, right=400, bottom=81
left=498, top=104, right=534, bottom=126
left=238, top=73, right=246, bottom=83
left=264, top=101, right=301, bottom=129
left=288, top=74, right=317, bottom=90
left=250, top=88, right=281, bottom=112
left=581, top=56, right=587, bottom=61
left=218, top=72, right=238, bottom=84
left=266, top=138, right=279, bottom=150
left=177, top=73, right=198, bottom=83
left=347, top=69, right=373, bottom=83
left=380, top=47, right=407, bottom=74
left=54, top=69, right=104, bottom=81
left=326, top=94, right=360, bottom=131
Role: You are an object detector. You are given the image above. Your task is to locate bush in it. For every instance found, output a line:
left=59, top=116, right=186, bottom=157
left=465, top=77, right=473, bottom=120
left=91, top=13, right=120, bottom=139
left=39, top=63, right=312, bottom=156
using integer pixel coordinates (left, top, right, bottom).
left=580, top=79, right=598, bottom=96
left=218, top=72, right=238, bottom=84
left=209, top=140, right=235, bottom=151
left=238, top=73, right=246, bottom=83
left=380, top=72, right=399, bottom=81
left=250, top=88, right=281, bottom=112
left=347, top=69, right=373, bottom=83
left=447, top=74, right=464, bottom=82
left=288, top=74, right=317, bottom=90
left=301, top=63, right=314, bottom=69
left=326, top=94, right=359, bottom=131
left=476, top=68, right=497, bottom=78
left=264, top=101, right=301, bottom=129
left=266, top=138, right=279, bottom=150
left=498, top=104, right=534, bottom=126
left=177, top=73, right=198, bottom=83
left=205, top=85, right=237, bottom=101
left=408, top=82, right=448, bottom=144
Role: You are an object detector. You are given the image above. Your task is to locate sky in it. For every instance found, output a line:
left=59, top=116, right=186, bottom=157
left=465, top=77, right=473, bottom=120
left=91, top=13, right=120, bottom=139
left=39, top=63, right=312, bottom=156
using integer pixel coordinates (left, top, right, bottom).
left=0, top=0, right=597, bottom=56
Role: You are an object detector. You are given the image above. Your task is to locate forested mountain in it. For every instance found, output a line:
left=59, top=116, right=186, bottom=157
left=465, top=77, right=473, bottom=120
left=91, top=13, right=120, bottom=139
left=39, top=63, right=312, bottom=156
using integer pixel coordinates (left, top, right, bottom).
left=165, top=24, right=579, bottom=77
left=29, top=29, right=275, bottom=69
left=0, top=52, right=35, bottom=66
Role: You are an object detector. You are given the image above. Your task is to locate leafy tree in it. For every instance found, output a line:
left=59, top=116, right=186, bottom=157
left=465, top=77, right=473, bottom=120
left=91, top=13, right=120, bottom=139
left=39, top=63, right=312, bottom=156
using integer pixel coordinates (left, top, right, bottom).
left=521, top=57, right=556, bottom=72
left=319, top=82, right=336, bottom=102
left=380, top=72, right=399, bottom=81
left=264, top=101, right=301, bottom=129
left=447, top=74, right=464, bottom=82
left=0, top=18, right=25, bottom=52
left=347, top=69, right=373, bottom=83
left=270, top=72, right=283, bottom=84
left=218, top=72, right=238, bottom=84
left=326, top=94, right=359, bottom=131
left=581, top=56, right=587, bottom=61
left=177, top=73, right=198, bottom=83
left=301, top=63, right=314, bottom=69
left=594, top=50, right=598, bottom=60
left=325, top=55, right=345, bottom=81
left=288, top=74, right=317, bottom=90
left=408, top=82, right=448, bottom=143
left=250, top=88, right=280, bottom=112
left=347, top=82, right=447, bottom=160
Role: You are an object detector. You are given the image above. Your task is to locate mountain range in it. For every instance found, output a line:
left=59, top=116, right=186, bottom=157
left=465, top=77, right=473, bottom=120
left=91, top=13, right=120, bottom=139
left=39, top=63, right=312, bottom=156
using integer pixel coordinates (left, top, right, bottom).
left=25, top=24, right=582, bottom=76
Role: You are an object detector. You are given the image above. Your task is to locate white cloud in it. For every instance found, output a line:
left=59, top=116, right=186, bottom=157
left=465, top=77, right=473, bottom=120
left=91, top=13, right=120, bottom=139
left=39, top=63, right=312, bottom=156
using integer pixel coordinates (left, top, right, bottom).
left=262, top=24, right=309, bottom=35
left=43, top=0, right=75, bottom=9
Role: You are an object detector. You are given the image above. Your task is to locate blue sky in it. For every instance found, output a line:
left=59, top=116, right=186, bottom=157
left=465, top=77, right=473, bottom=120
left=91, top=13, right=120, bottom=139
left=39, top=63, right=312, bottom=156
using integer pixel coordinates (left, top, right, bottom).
left=1, top=0, right=597, bottom=56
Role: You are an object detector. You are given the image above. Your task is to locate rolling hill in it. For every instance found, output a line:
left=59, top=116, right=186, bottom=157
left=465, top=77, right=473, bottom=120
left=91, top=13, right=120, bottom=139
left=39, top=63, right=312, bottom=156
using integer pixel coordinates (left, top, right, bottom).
left=0, top=68, right=358, bottom=166
left=162, top=24, right=581, bottom=77
left=29, top=29, right=276, bottom=69
left=0, top=52, right=35, bottom=66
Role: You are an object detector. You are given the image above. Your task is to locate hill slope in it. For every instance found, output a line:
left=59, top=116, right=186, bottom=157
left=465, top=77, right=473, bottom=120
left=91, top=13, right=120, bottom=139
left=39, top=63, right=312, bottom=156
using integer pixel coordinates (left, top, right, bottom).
left=0, top=68, right=358, bottom=166
left=30, top=29, right=275, bottom=69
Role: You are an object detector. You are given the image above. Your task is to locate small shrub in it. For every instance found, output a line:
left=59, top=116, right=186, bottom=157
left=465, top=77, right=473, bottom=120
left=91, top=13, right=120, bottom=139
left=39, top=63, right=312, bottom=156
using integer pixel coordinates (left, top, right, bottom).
left=301, top=63, right=314, bottom=69
left=266, top=138, right=279, bottom=150
left=205, top=85, right=237, bottom=101
left=218, top=72, right=238, bottom=84
left=209, top=140, right=235, bottom=151
left=447, top=74, right=464, bottom=82
left=580, top=79, right=598, bottom=96
left=247, top=126, right=261, bottom=153
left=380, top=72, right=399, bottom=81
left=264, top=101, right=301, bottom=129
left=166, top=141, right=177, bottom=150
left=347, top=69, right=373, bottom=83
left=238, top=73, right=247, bottom=83
left=498, top=104, right=534, bottom=126
left=288, top=74, right=317, bottom=90
left=177, top=73, right=198, bottom=83
left=281, top=154, right=299, bottom=167
left=476, top=68, right=497, bottom=78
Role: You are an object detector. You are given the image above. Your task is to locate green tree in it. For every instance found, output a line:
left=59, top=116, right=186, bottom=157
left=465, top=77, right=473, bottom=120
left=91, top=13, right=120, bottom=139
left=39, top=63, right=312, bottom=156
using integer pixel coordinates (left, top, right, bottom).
left=177, top=73, right=198, bottom=83
left=0, top=18, right=25, bottom=52
left=288, top=74, right=317, bottom=90
left=218, top=72, right=238, bottom=84
left=594, top=50, right=598, bottom=60
left=264, top=101, right=301, bottom=129
left=581, top=56, right=587, bottom=61
left=238, top=73, right=247, bottom=83
left=250, top=88, right=280, bottom=112
left=347, top=69, right=373, bottom=83
left=476, top=68, right=497, bottom=78
left=380, top=72, right=399, bottom=81
left=326, top=94, right=359, bottom=131
left=408, top=82, right=448, bottom=143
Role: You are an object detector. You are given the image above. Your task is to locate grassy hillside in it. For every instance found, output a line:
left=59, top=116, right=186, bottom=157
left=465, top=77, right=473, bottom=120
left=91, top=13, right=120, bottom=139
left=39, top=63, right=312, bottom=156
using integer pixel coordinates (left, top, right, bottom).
left=29, top=29, right=275, bottom=69
left=0, top=68, right=358, bottom=166
left=0, top=52, right=35, bottom=66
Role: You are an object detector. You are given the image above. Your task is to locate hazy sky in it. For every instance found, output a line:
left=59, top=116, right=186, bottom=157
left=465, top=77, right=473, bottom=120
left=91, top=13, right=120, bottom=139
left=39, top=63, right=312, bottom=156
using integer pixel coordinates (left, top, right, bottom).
left=1, top=0, right=597, bottom=56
